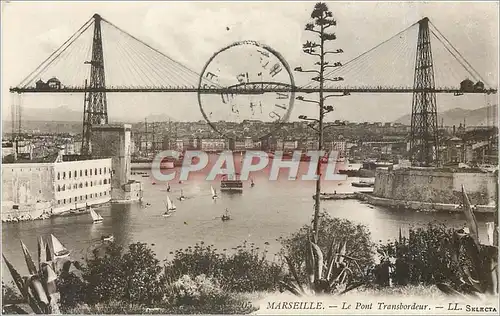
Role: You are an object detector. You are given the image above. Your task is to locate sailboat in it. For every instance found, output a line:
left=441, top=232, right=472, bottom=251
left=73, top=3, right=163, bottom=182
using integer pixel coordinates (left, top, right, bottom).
left=178, top=189, right=186, bottom=201
left=166, top=196, right=176, bottom=211
left=51, top=234, right=70, bottom=259
left=90, top=208, right=103, bottom=223
left=221, top=208, right=231, bottom=221
left=101, top=234, right=114, bottom=242
left=250, top=179, right=255, bottom=187
left=211, top=186, right=218, bottom=199
left=162, top=199, right=175, bottom=217
left=166, top=182, right=171, bottom=192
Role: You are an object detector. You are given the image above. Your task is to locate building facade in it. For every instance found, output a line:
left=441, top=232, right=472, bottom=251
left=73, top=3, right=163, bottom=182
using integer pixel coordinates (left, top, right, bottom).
left=53, top=158, right=112, bottom=213
left=2, top=156, right=113, bottom=220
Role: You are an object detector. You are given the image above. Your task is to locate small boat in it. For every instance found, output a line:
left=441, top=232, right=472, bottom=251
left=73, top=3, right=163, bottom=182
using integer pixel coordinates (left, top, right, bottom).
left=152, top=181, right=156, bottom=185
left=221, top=208, right=231, bottom=221
left=166, top=183, right=171, bottom=192
left=162, top=200, right=174, bottom=217
left=221, top=174, right=243, bottom=192
left=101, top=234, right=114, bottom=242
left=51, top=234, right=70, bottom=259
left=166, top=196, right=176, bottom=211
left=178, top=189, right=186, bottom=201
left=89, top=208, right=103, bottom=223
left=351, top=179, right=375, bottom=188
left=211, top=186, right=218, bottom=199
left=141, top=174, right=149, bottom=178
left=250, top=179, right=255, bottom=187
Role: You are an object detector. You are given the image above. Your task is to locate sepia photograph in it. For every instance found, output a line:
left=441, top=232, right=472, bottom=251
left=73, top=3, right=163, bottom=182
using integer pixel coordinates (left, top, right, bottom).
left=1, top=1, right=499, bottom=314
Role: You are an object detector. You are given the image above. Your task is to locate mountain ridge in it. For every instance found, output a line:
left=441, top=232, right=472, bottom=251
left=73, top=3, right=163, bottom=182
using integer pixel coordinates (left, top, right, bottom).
left=2, top=105, right=177, bottom=123
left=394, top=104, right=498, bottom=127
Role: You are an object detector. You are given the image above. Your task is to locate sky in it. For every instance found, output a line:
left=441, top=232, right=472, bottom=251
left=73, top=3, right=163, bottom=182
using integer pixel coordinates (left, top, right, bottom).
left=1, top=1, right=499, bottom=123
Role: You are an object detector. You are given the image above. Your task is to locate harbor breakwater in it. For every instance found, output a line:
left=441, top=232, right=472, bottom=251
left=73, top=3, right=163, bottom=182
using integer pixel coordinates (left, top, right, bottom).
left=362, top=167, right=497, bottom=213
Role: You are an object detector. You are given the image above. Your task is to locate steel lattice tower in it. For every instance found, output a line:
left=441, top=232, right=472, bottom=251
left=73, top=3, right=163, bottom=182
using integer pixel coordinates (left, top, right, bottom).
left=81, top=14, right=108, bottom=156
left=409, top=17, right=440, bottom=167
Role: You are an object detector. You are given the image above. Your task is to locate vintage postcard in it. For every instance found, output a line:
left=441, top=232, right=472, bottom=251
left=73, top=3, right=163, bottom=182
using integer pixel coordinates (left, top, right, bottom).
left=1, top=1, right=498, bottom=315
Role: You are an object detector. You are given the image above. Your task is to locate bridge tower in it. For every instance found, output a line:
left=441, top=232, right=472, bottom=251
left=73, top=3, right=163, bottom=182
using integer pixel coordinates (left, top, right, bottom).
left=409, top=17, right=440, bottom=167
left=81, top=14, right=109, bottom=156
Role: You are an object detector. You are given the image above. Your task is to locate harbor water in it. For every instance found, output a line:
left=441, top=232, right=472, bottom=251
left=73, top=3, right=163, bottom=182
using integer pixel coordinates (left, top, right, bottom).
left=2, top=156, right=495, bottom=276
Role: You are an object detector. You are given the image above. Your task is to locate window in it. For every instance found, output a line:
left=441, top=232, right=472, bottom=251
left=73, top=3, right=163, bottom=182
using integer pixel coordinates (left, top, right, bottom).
left=69, top=172, right=71, bottom=179
left=85, top=194, right=88, bottom=199
left=90, top=182, right=93, bottom=187
left=79, top=183, right=83, bottom=188
left=104, top=168, right=107, bottom=174
left=80, top=170, right=83, bottom=177
left=104, top=179, right=107, bottom=185
left=63, top=172, right=66, bottom=179
left=85, top=181, right=88, bottom=187
left=90, top=169, right=93, bottom=176
left=58, top=200, right=60, bottom=205
left=100, top=168, right=102, bottom=175
left=99, top=180, right=102, bottom=185
left=95, top=168, right=97, bottom=175
left=74, top=171, right=77, bottom=178
left=69, top=198, right=72, bottom=203
left=63, top=199, right=66, bottom=204
left=57, top=185, right=61, bottom=192
left=100, top=192, right=102, bottom=197
left=57, top=172, right=60, bottom=180
left=104, top=191, right=106, bottom=195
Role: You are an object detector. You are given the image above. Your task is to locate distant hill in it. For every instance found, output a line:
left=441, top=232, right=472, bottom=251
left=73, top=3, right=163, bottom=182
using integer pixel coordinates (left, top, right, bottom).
left=2, top=105, right=177, bottom=123
left=394, top=104, right=498, bottom=127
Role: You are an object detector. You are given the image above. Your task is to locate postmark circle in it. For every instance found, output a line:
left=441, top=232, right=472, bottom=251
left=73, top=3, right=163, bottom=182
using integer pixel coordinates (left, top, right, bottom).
left=197, top=41, right=295, bottom=141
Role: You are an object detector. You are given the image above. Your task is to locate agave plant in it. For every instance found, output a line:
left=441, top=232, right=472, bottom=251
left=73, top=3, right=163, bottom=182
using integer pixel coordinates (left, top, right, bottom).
left=436, top=185, right=499, bottom=297
left=2, top=235, right=81, bottom=314
left=280, top=232, right=365, bottom=296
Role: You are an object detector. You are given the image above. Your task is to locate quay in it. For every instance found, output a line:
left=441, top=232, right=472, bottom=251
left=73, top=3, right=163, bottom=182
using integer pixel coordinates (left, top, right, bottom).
left=314, top=190, right=373, bottom=200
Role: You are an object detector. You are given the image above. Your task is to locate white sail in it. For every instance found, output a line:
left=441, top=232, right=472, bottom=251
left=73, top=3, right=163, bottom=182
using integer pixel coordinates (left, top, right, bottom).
left=166, top=196, right=176, bottom=210
left=211, top=186, right=217, bottom=197
left=90, top=208, right=102, bottom=222
left=51, top=234, right=70, bottom=257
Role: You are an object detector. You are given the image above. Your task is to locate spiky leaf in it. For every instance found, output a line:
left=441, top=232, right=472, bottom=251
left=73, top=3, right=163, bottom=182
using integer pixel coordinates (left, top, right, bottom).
left=284, top=255, right=305, bottom=294
left=2, top=255, right=26, bottom=297
left=338, top=241, right=347, bottom=264
left=310, top=241, right=324, bottom=280
left=20, top=241, right=38, bottom=275
left=461, top=185, right=480, bottom=247
left=279, top=281, right=302, bottom=297
left=27, top=276, right=49, bottom=306
left=436, top=283, right=467, bottom=298
left=38, top=237, right=46, bottom=267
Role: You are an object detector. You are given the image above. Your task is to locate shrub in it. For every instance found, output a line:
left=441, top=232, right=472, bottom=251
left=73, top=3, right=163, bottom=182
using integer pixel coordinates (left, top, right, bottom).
left=376, top=222, right=460, bottom=286
left=84, top=242, right=165, bottom=306
left=164, top=241, right=284, bottom=292
left=169, top=274, right=222, bottom=306
left=280, top=212, right=375, bottom=280
left=164, top=274, right=257, bottom=314
left=58, top=272, right=87, bottom=310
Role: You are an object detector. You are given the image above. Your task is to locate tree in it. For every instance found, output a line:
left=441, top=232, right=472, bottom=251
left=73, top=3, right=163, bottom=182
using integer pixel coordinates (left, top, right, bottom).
left=295, top=2, right=347, bottom=243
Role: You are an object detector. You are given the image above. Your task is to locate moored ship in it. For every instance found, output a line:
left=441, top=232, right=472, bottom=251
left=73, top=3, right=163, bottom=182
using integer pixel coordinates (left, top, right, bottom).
left=221, top=174, right=243, bottom=192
